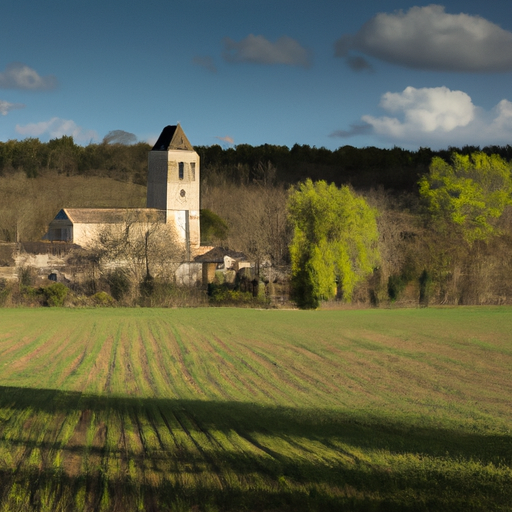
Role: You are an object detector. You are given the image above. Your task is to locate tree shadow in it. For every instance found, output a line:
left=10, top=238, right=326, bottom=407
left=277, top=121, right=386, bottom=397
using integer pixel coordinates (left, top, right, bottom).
left=0, top=385, right=510, bottom=511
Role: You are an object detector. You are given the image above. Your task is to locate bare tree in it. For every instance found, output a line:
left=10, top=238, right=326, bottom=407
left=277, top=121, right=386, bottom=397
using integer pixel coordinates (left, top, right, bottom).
left=92, top=210, right=185, bottom=297
left=201, top=179, right=291, bottom=276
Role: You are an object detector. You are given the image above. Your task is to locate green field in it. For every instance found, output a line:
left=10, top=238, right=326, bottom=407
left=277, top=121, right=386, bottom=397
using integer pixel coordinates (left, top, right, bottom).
left=0, top=307, right=510, bottom=511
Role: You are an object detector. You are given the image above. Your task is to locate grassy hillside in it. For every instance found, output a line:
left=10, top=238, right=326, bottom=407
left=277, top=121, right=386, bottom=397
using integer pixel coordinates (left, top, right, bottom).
left=0, top=307, right=510, bottom=511
left=0, top=174, right=146, bottom=241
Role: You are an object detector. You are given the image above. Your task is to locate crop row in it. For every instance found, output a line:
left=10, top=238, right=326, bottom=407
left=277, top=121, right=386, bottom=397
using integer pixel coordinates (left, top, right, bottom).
left=0, top=307, right=510, bottom=510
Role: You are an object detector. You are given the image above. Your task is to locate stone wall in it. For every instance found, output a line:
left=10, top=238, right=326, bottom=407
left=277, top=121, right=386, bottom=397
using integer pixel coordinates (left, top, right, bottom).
left=0, top=242, right=83, bottom=281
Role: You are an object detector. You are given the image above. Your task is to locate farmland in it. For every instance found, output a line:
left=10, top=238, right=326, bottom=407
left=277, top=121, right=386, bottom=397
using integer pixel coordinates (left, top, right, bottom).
left=0, top=307, right=511, bottom=511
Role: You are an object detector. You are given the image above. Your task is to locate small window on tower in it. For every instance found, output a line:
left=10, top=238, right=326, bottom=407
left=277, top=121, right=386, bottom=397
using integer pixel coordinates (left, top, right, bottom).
left=191, top=162, right=196, bottom=181
left=179, top=162, right=184, bottom=180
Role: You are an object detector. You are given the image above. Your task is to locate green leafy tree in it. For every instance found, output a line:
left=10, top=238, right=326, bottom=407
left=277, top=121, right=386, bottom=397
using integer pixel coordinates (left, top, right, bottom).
left=287, top=179, right=380, bottom=309
left=200, top=209, right=229, bottom=245
left=12, top=138, right=47, bottom=177
left=47, top=135, right=80, bottom=175
left=419, top=152, right=512, bottom=243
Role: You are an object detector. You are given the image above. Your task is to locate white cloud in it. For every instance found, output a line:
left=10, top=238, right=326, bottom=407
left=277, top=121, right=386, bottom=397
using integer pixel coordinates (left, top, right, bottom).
left=333, top=86, right=512, bottom=147
left=0, top=62, right=58, bottom=90
left=364, top=86, right=475, bottom=136
left=336, top=5, right=512, bottom=72
left=0, top=100, right=25, bottom=116
left=492, top=99, right=512, bottom=131
left=15, top=117, right=98, bottom=143
left=223, top=34, right=311, bottom=67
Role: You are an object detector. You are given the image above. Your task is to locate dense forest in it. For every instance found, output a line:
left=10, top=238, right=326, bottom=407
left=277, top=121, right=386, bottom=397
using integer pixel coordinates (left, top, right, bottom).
left=1, top=135, right=512, bottom=307
left=2, top=134, right=512, bottom=190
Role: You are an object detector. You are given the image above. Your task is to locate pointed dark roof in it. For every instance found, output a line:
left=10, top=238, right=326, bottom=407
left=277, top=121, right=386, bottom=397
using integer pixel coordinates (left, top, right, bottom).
left=151, top=124, right=194, bottom=151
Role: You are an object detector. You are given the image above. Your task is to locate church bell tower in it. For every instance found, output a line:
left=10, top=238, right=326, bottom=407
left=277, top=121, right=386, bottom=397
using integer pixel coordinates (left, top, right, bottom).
left=147, top=124, right=200, bottom=250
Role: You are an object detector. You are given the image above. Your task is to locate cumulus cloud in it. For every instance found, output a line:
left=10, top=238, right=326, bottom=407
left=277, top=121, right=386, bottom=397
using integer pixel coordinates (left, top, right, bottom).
left=332, top=86, right=512, bottom=147
left=16, top=117, right=98, bottom=143
left=364, top=86, right=475, bottom=136
left=223, top=34, right=311, bottom=67
left=0, top=100, right=25, bottom=116
left=193, top=56, right=217, bottom=73
left=492, top=99, right=512, bottom=131
left=0, top=62, right=58, bottom=90
left=335, top=5, right=512, bottom=72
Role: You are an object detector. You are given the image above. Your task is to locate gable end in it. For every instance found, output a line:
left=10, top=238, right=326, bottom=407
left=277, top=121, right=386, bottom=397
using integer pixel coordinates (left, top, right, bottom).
left=55, top=209, right=70, bottom=220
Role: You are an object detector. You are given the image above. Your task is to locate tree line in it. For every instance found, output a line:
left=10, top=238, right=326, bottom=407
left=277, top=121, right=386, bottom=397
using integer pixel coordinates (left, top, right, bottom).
left=2, top=135, right=512, bottom=308
left=0, top=136, right=149, bottom=184
left=3, top=134, right=512, bottom=192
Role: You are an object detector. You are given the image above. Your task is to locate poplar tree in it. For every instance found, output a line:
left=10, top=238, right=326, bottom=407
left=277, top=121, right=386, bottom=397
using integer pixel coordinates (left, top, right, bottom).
left=287, top=179, right=379, bottom=309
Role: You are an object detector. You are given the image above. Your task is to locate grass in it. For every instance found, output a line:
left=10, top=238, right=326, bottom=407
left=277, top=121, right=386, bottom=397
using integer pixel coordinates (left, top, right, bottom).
left=0, top=306, right=510, bottom=511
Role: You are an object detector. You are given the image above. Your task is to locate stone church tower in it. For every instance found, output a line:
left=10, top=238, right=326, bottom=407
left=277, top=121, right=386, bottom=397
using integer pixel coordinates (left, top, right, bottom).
left=147, top=124, right=200, bottom=254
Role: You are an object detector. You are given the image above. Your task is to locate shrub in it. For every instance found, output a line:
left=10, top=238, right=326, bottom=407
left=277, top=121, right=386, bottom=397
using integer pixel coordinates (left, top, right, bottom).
left=40, top=282, right=68, bottom=307
left=139, top=274, right=154, bottom=298
left=106, top=269, right=131, bottom=301
left=92, top=291, right=115, bottom=307
left=19, top=285, right=43, bottom=306
left=208, top=283, right=268, bottom=307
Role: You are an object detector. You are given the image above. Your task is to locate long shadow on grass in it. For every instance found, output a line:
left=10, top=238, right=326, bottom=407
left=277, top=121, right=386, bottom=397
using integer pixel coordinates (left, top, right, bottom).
left=0, top=385, right=510, bottom=512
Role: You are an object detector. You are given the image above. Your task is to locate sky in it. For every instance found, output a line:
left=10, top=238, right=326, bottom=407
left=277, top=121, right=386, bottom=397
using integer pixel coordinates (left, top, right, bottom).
left=2, top=0, right=512, bottom=150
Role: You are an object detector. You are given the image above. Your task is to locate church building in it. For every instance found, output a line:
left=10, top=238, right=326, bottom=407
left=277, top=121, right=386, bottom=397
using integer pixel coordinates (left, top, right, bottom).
left=45, top=124, right=203, bottom=258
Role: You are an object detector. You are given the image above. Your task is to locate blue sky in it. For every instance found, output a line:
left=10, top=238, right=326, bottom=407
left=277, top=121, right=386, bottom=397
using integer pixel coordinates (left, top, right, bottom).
left=2, top=0, right=512, bottom=150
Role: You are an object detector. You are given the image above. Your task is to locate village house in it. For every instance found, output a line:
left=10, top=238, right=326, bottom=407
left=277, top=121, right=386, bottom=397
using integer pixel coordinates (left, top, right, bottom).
left=194, top=246, right=251, bottom=285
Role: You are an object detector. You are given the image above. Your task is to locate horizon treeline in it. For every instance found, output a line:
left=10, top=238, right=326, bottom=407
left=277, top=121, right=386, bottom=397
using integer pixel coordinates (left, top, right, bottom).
left=3, top=135, right=512, bottom=192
